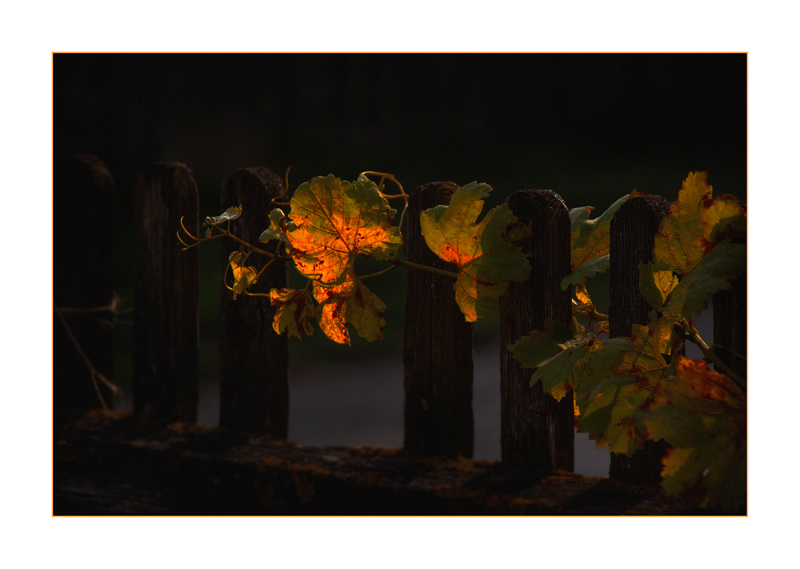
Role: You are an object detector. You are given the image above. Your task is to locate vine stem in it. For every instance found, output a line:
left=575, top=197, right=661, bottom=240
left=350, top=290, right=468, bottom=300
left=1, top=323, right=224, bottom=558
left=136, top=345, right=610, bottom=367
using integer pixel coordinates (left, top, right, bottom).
left=683, top=318, right=746, bottom=393
left=54, top=304, right=122, bottom=409
left=390, top=257, right=458, bottom=279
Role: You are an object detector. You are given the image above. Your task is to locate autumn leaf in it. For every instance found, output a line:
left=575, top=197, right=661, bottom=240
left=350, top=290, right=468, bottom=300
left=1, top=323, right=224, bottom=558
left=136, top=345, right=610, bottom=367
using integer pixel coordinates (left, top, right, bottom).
left=569, top=192, right=638, bottom=271
left=205, top=205, right=242, bottom=226
left=576, top=318, right=676, bottom=455
left=653, top=172, right=745, bottom=275
left=638, top=259, right=680, bottom=310
left=639, top=357, right=746, bottom=512
left=641, top=242, right=746, bottom=321
left=420, top=181, right=531, bottom=322
left=269, top=288, right=315, bottom=339
left=312, top=273, right=387, bottom=345
left=283, top=174, right=403, bottom=285
left=228, top=251, right=257, bottom=299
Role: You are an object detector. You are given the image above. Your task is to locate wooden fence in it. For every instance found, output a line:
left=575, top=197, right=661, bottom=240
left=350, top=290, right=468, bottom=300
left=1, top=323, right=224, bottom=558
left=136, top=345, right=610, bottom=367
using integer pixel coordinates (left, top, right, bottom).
left=53, top=155, right=746, bottom=514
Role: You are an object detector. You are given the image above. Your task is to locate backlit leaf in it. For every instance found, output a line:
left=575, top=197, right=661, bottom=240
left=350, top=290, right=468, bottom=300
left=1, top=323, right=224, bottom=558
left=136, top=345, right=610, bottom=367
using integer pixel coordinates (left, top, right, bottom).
left=420, top=181, right=531, bottom=322
left=660, top=242, right=746, bottom=321
left=313, top=273, right=387, bottom=345
left=569, top=193, right=636, bottom=270
left=205, top=205, right=242, bottom=226
left=638, top=259, right=680, bottom=311
left=284, top=174, right=403, bottom=285
left=269, top=288, right=315, bottom=339
left=640, top=357, right=746, bottom=512
left=653, top=172, right=745, bottom=274
left=228, top=251, right=257, bottom=299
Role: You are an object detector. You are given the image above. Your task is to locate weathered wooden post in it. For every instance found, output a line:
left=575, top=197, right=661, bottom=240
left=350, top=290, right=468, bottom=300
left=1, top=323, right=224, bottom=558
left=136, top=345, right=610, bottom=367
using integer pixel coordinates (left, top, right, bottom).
left=54, top=154, right=115, bottom=410
left=134, top=162, right=199, bottom=422
left=500, top=190, right=573, bottom=473
left=403, top=182, right=474, bottom=458
left=218, top=168, right=289, bottom=436
left=713, top=250, right=746, bottom=382
left=608, top=195, right=671, bottom=483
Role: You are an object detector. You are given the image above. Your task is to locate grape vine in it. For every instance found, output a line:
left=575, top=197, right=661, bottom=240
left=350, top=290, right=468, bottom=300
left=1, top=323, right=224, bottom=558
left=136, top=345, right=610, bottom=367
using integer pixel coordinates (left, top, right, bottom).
left=179, top=170, right=746, bottom=513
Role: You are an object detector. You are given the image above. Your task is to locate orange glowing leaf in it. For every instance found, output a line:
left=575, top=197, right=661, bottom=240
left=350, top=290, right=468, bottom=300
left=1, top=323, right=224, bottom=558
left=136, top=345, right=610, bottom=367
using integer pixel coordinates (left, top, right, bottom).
left=653, top=172, right=745, bottom=274
left=284, top=174, right=402, bottom=285
left=269, top=288, right=315, bottom=339
left=571, top=284, right=599, bottom=321
left=420, top=181, right=531, bottom=322
left=312, top=273, right=387, bottom=345
left=640, top=357, right=746, bottom=512
left=228, top=251, right=257, bottom=299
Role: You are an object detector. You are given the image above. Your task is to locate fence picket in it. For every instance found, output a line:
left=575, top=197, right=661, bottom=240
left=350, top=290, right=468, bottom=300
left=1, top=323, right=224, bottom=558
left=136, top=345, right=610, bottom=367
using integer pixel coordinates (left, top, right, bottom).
left=218, top=168, right=289, bottom=436
left=713, top=257, right=746, bottom=383
left=403, top=182, right=475, bottom=458
left=500, top=189, right=573, bottom=472
left=608, top=195, right=671, bottom=483
left=134, top=162, right=199, bottom=421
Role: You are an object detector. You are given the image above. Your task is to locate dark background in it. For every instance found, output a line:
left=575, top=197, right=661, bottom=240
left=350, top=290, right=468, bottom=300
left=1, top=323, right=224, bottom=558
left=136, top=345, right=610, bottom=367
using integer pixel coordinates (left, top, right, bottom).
left=53, top=53, right=746, bottom=423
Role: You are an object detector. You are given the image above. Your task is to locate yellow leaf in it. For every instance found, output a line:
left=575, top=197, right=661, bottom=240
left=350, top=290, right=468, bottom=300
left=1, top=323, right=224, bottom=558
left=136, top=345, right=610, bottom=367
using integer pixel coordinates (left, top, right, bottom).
left=228, top=251, right=257, bottom=299
left=653, top=172, right=745, bottom=274
left=420, top=182, right=530, bottom=322
left=269, top=288, right=315, bottom=339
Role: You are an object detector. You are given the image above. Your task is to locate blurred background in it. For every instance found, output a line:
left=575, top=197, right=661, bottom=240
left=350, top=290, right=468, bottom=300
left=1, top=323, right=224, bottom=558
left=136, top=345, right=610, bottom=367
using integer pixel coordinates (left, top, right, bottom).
left=53, top=53, right=746, bottom=474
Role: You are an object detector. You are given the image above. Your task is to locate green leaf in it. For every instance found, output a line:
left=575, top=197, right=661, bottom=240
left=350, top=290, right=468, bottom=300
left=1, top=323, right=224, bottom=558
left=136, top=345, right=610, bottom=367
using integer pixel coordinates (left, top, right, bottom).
left=205, top=205, right=242, bottom=226
left=508, top=318, right=602, bottom=402
left=638, top=259, right=679, bottom=312
left=285, top=174, right=403, bottom=285
left=561, top=254, right=610, bottom=290
left=420, top=181, right=531, bottom=322
left=660, top=242, right=746, bottom=321
left=508, top=319, right=574, bottom=370
left=269, top=288, right=315, bottom=339
left=640, top=357, right=746, bottom=512
left=577, top=319, right=675, bottom=455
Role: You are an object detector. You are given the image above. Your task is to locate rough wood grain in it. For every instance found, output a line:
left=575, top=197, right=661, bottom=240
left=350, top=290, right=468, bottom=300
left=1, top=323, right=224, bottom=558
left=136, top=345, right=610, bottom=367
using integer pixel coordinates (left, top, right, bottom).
left=219, top=168, right=289, bottom=436
left=134, top=162, right=199, bottom=422
left=500, top=190, right=573, bottom=473
left=403, top=182, right=474, bottom=458
left=54, top=154, right=115, bottom=410
left=608, top=195, right=671, bottom=484
left=53, top=410, right=716, bottom=515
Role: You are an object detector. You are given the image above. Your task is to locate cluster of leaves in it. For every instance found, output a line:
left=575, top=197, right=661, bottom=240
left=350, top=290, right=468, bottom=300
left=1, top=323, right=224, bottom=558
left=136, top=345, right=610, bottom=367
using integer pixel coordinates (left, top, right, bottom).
left=191, top=173, right=530, bottom=345
left=508, top=172, right=746, bottom=512
left=182, top=169, right=746, bottom=513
